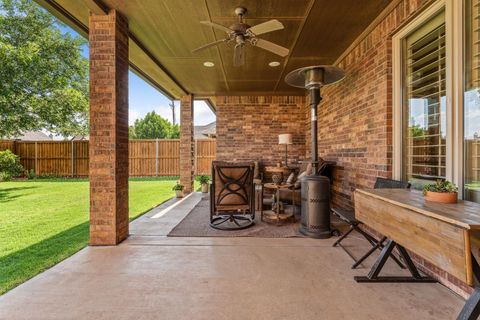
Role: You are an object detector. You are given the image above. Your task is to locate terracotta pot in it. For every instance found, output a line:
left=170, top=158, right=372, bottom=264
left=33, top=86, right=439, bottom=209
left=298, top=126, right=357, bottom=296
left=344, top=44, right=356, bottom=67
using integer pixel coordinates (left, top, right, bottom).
left=424, top=191, right=457, bottom=204
left=201, top=183, right=209, bottom=193
left=175, top=190, right=184, bottom=198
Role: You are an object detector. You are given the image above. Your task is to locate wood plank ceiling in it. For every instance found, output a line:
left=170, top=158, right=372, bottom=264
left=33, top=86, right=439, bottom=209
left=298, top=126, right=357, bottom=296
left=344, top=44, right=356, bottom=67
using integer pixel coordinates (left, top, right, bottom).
left=37, top=0, right=392, bottom=98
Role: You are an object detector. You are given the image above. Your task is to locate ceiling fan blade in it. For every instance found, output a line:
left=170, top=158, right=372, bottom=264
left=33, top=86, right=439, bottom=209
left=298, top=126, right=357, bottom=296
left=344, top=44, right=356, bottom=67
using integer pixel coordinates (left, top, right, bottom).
left=192, top=39, right=225, bottom=53
left=246, top=19, right=284, bottom=36
left=252, top=38, right=289, bottom=57
left=200, top=21, right=232, bottom=34
left=233, top=44, right=245, bottom=67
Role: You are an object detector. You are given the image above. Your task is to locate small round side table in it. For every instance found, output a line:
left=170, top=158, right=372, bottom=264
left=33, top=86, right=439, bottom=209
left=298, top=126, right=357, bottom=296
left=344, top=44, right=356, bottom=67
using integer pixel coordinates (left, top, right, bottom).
left=262, top=183, right=295, bottom=225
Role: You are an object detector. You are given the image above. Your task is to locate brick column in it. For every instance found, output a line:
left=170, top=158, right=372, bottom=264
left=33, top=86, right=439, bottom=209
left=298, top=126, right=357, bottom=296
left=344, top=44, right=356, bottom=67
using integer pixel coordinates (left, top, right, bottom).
left=180, top=95, right=194, bottom=193
left=89, top=10, right=129, bottom=245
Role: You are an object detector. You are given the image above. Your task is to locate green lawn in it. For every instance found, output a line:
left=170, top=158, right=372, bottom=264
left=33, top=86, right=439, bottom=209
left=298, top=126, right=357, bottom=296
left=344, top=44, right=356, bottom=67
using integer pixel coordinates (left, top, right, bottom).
left=0, top=177, right=177, bottom=295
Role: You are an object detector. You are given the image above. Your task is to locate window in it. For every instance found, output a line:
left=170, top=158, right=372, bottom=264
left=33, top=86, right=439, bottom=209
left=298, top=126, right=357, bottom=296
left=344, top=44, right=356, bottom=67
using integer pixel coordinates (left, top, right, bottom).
left=401, top=11, right=446, bottom=187
left=464, top=0, right=480, bottom=203
left=394, top=0, right=480, bottom=203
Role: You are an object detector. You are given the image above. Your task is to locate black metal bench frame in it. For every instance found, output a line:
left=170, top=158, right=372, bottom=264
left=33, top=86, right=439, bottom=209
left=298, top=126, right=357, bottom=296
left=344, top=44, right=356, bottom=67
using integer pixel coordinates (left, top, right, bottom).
left=354, top=239, right=435, bottom=283
left=332, top=177, right=410, bottom=269
left=332, top=208, right=406, bottom=269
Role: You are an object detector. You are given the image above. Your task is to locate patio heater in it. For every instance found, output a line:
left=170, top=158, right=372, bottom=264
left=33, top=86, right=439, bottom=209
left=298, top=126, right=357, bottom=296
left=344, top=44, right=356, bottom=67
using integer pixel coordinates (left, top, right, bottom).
left=285, top=66, right=345, bottom=238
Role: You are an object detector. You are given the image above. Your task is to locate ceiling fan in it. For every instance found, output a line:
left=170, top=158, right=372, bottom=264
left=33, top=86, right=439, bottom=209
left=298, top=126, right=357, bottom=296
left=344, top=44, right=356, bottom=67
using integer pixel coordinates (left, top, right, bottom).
left=192, top=7, right=290, bottom=67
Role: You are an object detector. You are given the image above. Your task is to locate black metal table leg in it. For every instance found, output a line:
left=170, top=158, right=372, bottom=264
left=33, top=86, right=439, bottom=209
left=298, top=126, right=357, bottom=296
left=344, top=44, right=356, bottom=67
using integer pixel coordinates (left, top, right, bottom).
left=458, top=288, right=480, bottom=320
left=354, top=239, right=436, bottom=283
left=457, top=253, right=480, bottom=320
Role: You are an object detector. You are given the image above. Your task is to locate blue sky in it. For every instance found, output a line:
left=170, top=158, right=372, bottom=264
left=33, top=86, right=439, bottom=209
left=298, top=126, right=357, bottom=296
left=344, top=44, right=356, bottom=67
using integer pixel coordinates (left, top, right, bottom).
left=59, top=24, right=215, bottom=127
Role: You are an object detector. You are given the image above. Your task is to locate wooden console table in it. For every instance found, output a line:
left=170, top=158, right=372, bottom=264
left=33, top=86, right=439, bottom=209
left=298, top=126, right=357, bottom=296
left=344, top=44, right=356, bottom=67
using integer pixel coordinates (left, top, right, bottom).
left=354, top=188, right=480, bottom=319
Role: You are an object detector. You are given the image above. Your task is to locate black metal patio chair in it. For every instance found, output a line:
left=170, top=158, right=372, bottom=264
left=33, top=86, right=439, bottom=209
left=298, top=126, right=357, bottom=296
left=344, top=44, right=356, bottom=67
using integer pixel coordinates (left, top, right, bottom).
left=332, top=177, right=410, bottom=269
left=210, top=161, right=255, bottom=230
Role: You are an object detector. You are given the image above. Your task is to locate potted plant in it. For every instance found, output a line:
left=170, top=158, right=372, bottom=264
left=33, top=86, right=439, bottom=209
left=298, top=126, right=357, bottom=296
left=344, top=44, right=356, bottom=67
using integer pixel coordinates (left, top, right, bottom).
left=195, top=175, right=210, bottom=193
left=423, top=179, right=458, bottom=204
left=172, top=181, right=185, bottom=198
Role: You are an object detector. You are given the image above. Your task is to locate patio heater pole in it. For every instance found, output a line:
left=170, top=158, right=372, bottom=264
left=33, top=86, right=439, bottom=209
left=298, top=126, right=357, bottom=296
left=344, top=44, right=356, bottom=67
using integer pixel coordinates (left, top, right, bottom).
left=309, top=87, right=321, bottom=175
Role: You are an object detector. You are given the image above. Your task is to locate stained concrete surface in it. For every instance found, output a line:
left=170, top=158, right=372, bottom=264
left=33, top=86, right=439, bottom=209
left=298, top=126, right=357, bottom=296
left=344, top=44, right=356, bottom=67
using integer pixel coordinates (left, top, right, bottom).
left=0, top=193, right=464, bottom=320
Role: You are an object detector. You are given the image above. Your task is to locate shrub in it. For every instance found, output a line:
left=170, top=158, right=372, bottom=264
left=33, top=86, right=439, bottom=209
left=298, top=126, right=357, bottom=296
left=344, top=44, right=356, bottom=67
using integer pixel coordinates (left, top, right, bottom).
left=0, top=150, right=24, bottom=181
left=38, top=173, right=61, bottom=179
left=0, top=171, right=12, bottom=181
left=195, top=175, right=210, bottom=185
left=26, top=169, right=36, bottom=180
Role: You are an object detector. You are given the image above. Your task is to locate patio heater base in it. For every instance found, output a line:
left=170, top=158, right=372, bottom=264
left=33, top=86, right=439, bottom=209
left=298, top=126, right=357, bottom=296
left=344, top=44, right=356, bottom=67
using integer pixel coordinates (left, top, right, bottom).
left=299, top=175, right=332, bottom=239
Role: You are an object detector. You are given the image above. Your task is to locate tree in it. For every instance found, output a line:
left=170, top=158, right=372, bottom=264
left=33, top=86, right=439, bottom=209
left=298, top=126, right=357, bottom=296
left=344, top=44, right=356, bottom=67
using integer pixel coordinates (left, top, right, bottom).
left=0, top=0, right=89, bottom=138
left=129, top=111, right=180, bottom=139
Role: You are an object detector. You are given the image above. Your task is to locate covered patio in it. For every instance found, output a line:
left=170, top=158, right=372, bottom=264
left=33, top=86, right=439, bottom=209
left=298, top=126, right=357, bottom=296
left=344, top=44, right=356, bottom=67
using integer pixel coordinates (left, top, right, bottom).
left=0, top=194, right=464, bottom=319
left=2, top=0, right=480, bottom=318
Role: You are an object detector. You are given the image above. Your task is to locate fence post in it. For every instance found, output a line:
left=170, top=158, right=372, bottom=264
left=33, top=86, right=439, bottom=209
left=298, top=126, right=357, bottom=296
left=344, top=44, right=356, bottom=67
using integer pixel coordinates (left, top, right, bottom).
left=71, top=140, right=74, bottom=177
left=34, top=141, right=38, bottom=175
left=155, top=138, right=159, bottom=177
left=194, top=139, right=198, bottom=176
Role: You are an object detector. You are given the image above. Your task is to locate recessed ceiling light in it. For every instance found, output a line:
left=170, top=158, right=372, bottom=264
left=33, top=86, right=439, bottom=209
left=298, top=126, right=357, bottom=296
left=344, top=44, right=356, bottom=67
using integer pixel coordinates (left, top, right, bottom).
left=203, top=61, right=215, bottom=67
left=269, top=61, right=281, bottom=67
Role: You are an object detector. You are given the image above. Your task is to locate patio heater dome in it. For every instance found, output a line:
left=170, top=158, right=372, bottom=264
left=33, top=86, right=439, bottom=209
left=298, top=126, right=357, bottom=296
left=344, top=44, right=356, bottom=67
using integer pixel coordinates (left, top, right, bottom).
left=285, top=65, right=345, bottom=89
left=285, top=65, right=345, bottom=239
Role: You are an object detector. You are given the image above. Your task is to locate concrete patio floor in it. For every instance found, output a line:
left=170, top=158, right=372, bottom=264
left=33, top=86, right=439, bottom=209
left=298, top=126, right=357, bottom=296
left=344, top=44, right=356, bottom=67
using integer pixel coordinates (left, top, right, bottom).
left=0, top=193, right=465, bottom=319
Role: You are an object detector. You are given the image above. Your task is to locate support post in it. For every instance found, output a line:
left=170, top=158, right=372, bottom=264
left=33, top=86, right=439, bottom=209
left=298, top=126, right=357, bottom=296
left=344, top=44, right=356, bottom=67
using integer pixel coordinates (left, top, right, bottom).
left=34, top=141, right=38, bottom=175
left=89, top=9, right=129, bottom=245
left=180, top=95, right=194, bottom=193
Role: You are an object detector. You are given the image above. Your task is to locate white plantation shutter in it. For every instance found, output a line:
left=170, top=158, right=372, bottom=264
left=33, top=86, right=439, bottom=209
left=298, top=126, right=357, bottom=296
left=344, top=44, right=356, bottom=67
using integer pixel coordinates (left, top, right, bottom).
left=467, top=0, right=480, bottom=89
left=402, top=11, right=446, bottom=182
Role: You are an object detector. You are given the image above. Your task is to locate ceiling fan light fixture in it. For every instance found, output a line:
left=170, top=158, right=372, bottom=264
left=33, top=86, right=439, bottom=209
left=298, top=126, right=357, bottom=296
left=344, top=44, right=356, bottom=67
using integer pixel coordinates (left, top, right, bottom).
left=203, top=61, right=215, bottom=67
left=268, top=61, right=281, bottom=67
left=192, top=7, right=289, bottom=66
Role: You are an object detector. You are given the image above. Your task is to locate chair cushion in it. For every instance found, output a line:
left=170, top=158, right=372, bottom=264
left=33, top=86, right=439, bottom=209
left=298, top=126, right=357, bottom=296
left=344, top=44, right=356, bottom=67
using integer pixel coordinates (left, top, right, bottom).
left=215, top=204, right=250, bottom=212
left=286, top=172, right=296, bottom=184
left=212, top=162, right=254, bottom=207
left=295, top=171, right=307, bottom=188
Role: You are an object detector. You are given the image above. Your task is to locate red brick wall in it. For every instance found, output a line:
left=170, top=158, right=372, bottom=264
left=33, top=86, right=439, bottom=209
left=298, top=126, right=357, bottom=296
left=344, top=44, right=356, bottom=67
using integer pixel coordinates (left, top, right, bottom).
left=310, top=0, right=471, bottom=298
left=89, top=10, right=129, bottom=245
left=215, top=96, right=306, bottom=166
left=180, top=95, right=194, bottom=193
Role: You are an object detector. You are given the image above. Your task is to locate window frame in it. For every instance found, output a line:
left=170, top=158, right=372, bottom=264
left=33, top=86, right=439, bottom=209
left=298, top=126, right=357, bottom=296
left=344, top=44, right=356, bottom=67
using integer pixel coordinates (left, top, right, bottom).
left=392, top=0, right=464, bottom=196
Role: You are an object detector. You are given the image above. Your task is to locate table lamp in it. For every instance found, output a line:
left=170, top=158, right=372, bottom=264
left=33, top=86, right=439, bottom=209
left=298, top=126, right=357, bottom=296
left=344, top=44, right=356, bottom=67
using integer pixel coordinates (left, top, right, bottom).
left=278, top=133, right=293, bottom=167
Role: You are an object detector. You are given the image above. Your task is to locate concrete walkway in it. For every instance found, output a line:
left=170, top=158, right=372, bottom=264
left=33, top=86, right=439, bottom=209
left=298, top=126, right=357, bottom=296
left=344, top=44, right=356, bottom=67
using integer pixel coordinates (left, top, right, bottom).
left=0, top=193, right=464, bottom=319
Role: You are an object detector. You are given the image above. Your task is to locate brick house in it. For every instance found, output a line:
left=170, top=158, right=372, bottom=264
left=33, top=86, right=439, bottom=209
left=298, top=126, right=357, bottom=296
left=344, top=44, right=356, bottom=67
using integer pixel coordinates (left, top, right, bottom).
left=34, top=0, right=480, bottom=312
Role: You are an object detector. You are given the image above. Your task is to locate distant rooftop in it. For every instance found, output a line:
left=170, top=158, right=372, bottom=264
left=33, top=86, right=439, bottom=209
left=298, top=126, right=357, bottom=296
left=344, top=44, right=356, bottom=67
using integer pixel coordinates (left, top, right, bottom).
left=7, top=131, right=52, bottom=141
left=194, top=121, right=216, bottom=139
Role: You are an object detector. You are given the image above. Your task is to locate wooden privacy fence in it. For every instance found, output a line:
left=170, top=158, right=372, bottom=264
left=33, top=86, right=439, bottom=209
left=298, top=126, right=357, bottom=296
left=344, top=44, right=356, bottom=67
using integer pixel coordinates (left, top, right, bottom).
left=0, top=139, right=216, bottom=177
